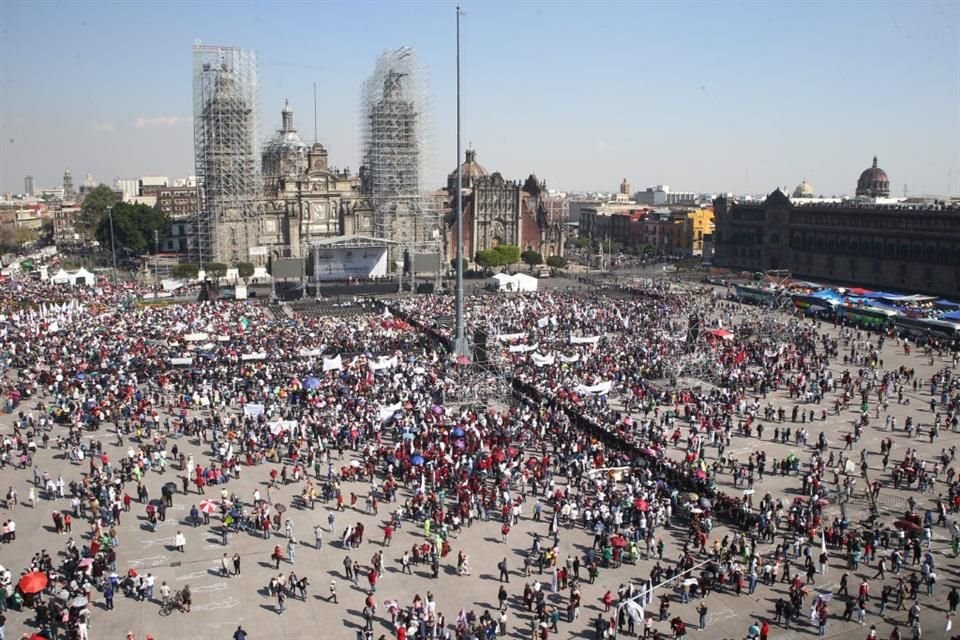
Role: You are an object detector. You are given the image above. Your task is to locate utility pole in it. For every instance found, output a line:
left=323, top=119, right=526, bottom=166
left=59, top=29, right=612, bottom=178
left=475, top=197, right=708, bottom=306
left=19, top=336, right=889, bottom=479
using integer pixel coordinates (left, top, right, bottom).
left=452, top=5, right=469, bottom=358
left=107, top=206, right=117, bottom=284
left=154, top=229, right=160, bottom=298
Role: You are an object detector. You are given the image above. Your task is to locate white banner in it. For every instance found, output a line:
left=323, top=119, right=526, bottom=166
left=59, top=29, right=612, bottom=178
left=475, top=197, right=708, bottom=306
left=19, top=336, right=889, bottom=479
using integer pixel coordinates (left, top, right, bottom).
left=495, top=333, right=526, bottom=342
left=570, top=335, right=600, bottom=345
left=531, top=352, right=555, bottom=367
left=243, top=403, right=265, bottom=417
left=183, top=332, right=208, bottom=342
left=369, top=355, right=398, bottom=371
left=574, top=380, right=613, bottom=396
left=379, top=403, right=403, bottom=421
left=170, top=357, right=193, bottom=366
left=298, top=348, right=324, bottom=357
left=560, top=354, right=580, bottom=363
left=536, top=317, right=550, bottom=328
left=241, top=352, right=267, bottom=361
left=47, top=321, right=60, bottom=334
left=509, top=343, right=538, bottom=353
left=322, top=355, right=342, bottom=372
left=268, top=420, right=298, bottom=436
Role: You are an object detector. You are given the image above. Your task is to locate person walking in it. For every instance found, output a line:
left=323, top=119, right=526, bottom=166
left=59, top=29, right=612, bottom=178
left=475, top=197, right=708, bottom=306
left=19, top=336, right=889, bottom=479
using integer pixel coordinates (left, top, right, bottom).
left=498, top=557, right=509, bottom=583
left=314, top=524, right=323, bottom=549
left=232, top=552, right=241, bottom=576
left=697, top=602, right=708, bottom=629
left=276, top=588, right=286, bottom=614
left=175, top=530, right=186, bottom=553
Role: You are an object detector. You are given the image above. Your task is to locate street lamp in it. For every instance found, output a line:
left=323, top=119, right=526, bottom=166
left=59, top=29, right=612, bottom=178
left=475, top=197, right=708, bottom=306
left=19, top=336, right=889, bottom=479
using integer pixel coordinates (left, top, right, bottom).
left=107, top=206, right=118, bottom=284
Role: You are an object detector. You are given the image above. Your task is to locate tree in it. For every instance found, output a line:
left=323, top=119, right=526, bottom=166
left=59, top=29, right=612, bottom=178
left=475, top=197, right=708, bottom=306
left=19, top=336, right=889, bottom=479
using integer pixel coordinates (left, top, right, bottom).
left=493, top=244, right=520, bottom=270
left=172, top=263, right=200, bottom=280
left=94, top=202, right=170, bottom=256
left=205, top=263, right=227, bottom=281
left=236, top=261, right=255, bottom=283
left=520, top=249, right=543, bottom=270
left=75, top=184, right=119, bottom=240
left=449, top=257, right=469, bottom=272
left=474, top=249, right=498, bottom=270
left=545, top=255, right=568, bottom=269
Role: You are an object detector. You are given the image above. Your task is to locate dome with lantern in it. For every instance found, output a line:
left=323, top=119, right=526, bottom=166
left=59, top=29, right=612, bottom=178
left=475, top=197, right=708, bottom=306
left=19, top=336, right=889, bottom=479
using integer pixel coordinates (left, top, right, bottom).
left=792, top=179, right=815, bottom=198
left=856, top=156, right=890, bottom=198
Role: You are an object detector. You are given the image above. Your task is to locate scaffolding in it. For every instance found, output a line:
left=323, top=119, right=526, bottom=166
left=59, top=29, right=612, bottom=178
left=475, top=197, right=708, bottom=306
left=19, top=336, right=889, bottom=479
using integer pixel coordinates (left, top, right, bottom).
left=192, top=44, right=261, bottom=267
left=360, top=48, right=441, bottom=267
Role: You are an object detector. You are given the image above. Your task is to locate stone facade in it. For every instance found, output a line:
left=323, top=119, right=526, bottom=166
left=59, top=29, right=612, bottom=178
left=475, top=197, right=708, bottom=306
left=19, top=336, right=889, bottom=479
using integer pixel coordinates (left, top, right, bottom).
left=445, top=150, right=564, bottom=260
left=713, top=188, right=960, bottom=296
left=257, top=103, right=370, bottom=261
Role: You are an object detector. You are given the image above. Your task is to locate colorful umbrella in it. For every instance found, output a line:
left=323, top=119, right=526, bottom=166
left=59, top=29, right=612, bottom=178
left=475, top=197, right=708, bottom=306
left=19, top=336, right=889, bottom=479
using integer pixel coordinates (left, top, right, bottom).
left=610, top=535, right=628, bottom=548
left=198, top=500, right=217, bottom=514
left=634, top=499, right=650, bottom=512
left=894, top=519, right=921, bottom=532
left=18, top=572, right=48, bottom=594
left=411, top=455, right=425, bottom=466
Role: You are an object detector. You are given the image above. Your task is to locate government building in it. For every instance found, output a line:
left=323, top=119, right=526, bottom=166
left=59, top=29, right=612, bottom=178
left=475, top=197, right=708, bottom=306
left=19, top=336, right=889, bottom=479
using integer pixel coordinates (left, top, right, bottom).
left=713, top=157, right=960, bottom=296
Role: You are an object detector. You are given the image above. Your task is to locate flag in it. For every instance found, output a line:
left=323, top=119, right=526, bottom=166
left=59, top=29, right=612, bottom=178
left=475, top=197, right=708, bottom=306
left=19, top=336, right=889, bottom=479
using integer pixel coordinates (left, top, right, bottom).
left=820, top=527, right=828, bottom=558
left=239, top=317, right=250, bottom=330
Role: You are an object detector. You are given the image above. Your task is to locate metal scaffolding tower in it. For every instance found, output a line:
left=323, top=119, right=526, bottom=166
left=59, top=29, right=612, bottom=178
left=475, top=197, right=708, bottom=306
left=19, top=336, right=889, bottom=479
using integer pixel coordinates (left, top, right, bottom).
left=192, top=44, right=261, bottom=267
left=360, top=48, right=440, bottom=264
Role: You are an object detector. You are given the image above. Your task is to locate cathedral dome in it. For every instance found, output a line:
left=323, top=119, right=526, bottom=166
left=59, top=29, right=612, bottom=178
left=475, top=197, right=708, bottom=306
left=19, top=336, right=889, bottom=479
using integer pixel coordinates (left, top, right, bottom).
left=262, top=100, right=309, bottom=178
left=792, top=179, right=814, bottom=198
left=856, top=156, right=890, bottom=198
left=447, top=148, right=487, bottom=191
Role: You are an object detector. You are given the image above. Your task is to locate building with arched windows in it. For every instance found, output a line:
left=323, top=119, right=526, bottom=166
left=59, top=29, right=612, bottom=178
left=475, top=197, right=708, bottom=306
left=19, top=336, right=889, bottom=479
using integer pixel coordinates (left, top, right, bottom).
left=713, top=187, right=960, bottom=296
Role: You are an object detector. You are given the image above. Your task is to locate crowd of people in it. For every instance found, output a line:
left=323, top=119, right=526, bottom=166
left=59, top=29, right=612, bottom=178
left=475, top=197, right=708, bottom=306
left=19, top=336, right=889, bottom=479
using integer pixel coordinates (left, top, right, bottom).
left=0, top=274, right=958, bottom=640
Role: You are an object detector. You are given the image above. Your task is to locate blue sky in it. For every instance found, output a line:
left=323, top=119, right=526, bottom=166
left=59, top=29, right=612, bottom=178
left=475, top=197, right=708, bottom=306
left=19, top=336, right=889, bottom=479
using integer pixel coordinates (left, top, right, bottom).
left=1, top=0, right=957, bottom=197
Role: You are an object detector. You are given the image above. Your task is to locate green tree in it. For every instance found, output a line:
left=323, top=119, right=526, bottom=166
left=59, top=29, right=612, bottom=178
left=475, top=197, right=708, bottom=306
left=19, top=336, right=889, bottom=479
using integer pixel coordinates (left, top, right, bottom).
left=449, top=257, right=469, bottom=272
left=75, top=184, right=119, bottom=240
left=545, top=255, right=568, bottom=269
left=520, top=249, right=543, bottom=270
left=474, top=249, right=498, bottom=270
left=493, top=244, right=520, bottom=269
left=205, top=263, right=227, bottom=281
left=172, top=263, right=200, bottom=280
left=14, top=227, right=39, bottom=247
left=94, top=202, right=170, bottom=255
left=235, top=261, right=255, bottom=283
left=39, top=219, right=54, bottom=245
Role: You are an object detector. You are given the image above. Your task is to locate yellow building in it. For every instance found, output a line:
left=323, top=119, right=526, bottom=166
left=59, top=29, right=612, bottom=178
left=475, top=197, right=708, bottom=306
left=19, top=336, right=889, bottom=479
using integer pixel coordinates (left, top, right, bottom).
left=685, top=208, right=715, bottom=255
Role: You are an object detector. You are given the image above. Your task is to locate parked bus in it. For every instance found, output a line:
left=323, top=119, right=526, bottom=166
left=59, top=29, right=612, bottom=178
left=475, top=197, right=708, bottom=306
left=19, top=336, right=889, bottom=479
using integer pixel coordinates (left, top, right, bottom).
left=836, top=305, right=896, bottom=330
left=734, top=285, right=777, bottom=305
left=894, top=316, right=960, bottom=341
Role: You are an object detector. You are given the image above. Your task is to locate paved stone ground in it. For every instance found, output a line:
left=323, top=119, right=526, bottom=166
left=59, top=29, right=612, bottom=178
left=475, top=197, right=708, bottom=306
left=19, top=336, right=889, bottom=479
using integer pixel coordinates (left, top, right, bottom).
left=2, top=300, right=959, bottom=640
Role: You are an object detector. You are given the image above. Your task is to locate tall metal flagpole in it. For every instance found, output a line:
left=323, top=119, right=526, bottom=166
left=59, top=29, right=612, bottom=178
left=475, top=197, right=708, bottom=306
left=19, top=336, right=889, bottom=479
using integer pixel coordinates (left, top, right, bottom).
left=452, top=5, right=469, bottom=357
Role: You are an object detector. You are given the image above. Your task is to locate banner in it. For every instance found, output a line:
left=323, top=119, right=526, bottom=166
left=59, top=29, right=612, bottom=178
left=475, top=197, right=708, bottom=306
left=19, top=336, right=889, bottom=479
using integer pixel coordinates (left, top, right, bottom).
left=379, top=403, right=403, bottom=421
left=170, top=357, right=193, bottom=366
left=574, top=380, right=613, bottom=396
left=369, top=355, right=398, bottom=371
left=531, top=352, right=555, bottom=367
left=560, top=353, right=580, bottom=363
left=298, top=348, right=324, bottom=357
left=183, top=332, right=209, bottom=342
left=570, top=335, right=600, bottom=345
left=495, top=333, right=526, bottom=342
left=323, top=355, right=342, bottom=372
left=268, top=420, right=298, bottom=436
left=241, top=352, right=267, bottom=361
left=536, top=317, right=550, bottom=329
left=243, top=403, right=265, bottom=417
left=509, top=343, right=538, bottom=353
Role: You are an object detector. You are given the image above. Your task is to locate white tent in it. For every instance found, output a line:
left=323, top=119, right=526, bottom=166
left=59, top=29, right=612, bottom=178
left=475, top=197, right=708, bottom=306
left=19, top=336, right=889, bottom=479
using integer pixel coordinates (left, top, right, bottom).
left=50, top=268, right=71, bottom=285
left=72, top=267, right=95, bottom=286
left=513, top=272, right=538, bottom=292
left=489, top=273, right=515, bottom=292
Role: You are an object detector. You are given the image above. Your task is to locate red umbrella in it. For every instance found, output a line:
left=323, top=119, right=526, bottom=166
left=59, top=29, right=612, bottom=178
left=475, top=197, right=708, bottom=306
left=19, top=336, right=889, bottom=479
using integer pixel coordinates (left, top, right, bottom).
left=894, top=519, right=921, bottom=532
left=610, top=536, right=628, bottom=548
left=634, top=499, right=650, bottom=512
left=18, top=571, right=48, bottom=594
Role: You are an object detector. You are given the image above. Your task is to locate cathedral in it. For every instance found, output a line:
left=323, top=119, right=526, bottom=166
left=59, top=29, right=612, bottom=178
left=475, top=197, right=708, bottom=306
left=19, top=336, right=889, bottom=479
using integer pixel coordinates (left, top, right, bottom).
left=255, top=101, right=373, bottom=261
left=445, top=149, right=565, bottom=261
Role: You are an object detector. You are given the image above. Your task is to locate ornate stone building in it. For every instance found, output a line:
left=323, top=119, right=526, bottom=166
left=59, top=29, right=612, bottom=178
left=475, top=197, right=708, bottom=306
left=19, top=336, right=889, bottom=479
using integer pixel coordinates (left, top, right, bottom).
left=257, top=101, right=372, bottom=260
left=856, top=156, right=890, bottom=198
left=713, top=187, right=960, bottom=296
left=445, top=149, right=565, bottom=260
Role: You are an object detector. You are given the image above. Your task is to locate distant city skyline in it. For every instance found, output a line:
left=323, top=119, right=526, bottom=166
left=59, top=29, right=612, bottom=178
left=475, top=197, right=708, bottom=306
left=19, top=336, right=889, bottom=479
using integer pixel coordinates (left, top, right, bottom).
left=0, top=1, right=957, bottom=197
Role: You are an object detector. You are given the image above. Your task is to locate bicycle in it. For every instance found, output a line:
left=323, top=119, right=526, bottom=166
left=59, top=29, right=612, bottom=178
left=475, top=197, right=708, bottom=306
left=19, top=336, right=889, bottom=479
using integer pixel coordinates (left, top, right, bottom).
left=159, top=588, right=189, bottom=616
